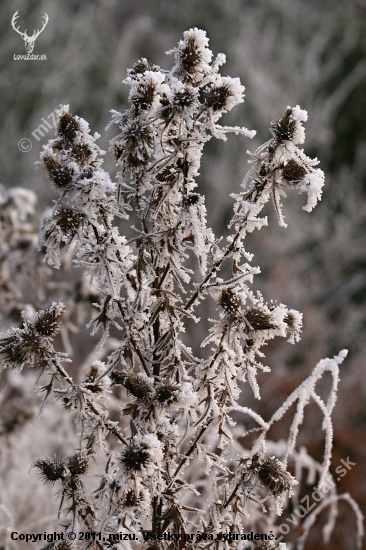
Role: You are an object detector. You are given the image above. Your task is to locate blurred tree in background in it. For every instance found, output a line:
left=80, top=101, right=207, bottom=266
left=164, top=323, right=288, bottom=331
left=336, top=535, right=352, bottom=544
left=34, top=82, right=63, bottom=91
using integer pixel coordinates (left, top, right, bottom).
left=1, top=1, right=365, bottom=548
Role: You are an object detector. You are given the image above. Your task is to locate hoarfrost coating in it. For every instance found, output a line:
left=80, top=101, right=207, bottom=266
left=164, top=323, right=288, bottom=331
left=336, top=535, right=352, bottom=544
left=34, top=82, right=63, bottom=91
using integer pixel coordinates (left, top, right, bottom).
left=0, top=28, right=362, bottom=550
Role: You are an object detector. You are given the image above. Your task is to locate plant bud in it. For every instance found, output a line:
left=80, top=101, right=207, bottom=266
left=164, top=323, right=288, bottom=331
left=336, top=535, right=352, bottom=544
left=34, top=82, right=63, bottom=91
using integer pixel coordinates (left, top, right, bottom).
left=58, top=112, right=80, bottom=141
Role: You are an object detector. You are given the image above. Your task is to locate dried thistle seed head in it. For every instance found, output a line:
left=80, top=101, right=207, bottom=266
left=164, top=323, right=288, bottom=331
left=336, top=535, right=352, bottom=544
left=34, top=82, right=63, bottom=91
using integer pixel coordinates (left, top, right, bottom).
left=159, top=88, right=197, bottom=119
left=112, top=141, right=123, bottom=160
left=119, top=488, right=143, bottom=507
left=66, top=452, right=89, bottom=476
left=131, top=82, right=156, bottom=111
left=251, top=455, right=294, bottom=497
left=58, top=112, right=80, bottom=141
left=120, top=121, right=154, bottom=168
left=204, top=84, right=233, bottom=112
left=34, top=458, right=65, bottom=483
left=70, top=143, right=93, bottom=164
left=53, top=206, right=86, bottom=235
left=128, top=58, right=158, bottom=76
left=245, top=307, right=274, bottom=330
left=284, top=312, right=297, bottom=331
left=33, top=303, right=65, bottom=336
left=270, top=107, right=296, bottom=144
left=0, top=330, right=45, bottom=370
left=155, top=384, right=179, bottom=406
left=0, top=337, right=25, bottom=370
left=43, top=156, right=73, bottom=189
left=282, top=159, right=307, bottom=182
left=172, top=87, right=197, bottom=111
left=183, top=193, right=200, bottom=208
left=83, top=363, right=105, bottom=393
left=177, top=36, right=201, bottom=77
left=120, top=443, right=151, bottom=472
left=110, top=370, right=153, bottom=400
left=219, top=288, right=241, bottom=315
left=173, top=31, right=210, bottom=84
left=284, top=310, right=302, bottom=343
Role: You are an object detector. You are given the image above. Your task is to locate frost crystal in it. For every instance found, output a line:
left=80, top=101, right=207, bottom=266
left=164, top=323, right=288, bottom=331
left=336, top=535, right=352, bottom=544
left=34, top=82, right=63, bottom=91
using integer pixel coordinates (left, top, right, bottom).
left=0, top=28, right=359, bottom=550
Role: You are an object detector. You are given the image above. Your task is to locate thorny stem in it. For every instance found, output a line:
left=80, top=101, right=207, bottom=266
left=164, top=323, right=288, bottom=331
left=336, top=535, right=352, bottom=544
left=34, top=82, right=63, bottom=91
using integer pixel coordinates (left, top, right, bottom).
left=53, top=359, right=128, bottom=446
left=184, top=216, right=249, bottom=312
left=116, top=300, right=152, bottom=376
left=169, top=418, right=214, bottom=485
left=86, top=398, right=128, bottom=446
left=157, top=262, right=170, bottom=290
left=223, top=482, right=241, bottom=508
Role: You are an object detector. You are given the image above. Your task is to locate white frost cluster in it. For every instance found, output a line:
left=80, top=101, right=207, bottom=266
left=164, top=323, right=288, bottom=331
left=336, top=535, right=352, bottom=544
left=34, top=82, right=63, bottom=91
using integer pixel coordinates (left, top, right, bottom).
left=239, top=104, right=325, bottom=226
left=0, top=28, right=355, bottom=550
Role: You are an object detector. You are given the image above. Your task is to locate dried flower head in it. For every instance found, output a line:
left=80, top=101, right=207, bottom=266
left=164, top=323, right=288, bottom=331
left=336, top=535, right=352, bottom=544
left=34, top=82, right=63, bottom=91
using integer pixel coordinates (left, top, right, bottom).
left=284, top=310, right=302, bottom=333
left=53, top=206, right=87, bottom=237
left=250, top=454, right=294, bottom=497
left=110, top=370, right=153, bottom=400
left=66, top=452, right=89, bottom=476
left=258, top=163, right=269, bottom=177
left=112, top=141, right=124, bottom=161
left=155, top=384, right=179, bottom=406
left=0, top=328, right=47, bottom=371
left=245, top=307, right=274, bottom=331
left=270, top=108, right=296, bottom=144
left=219, top=288, right=241, bottom=315
left=34, top=458, right=65, bottom=484
left=83, top=363, right=106, bottom=393
left=120, top=443, right=151, bottom=473
left=58, top=112, right=80, bottom=141
left=204, top=84, right=233, bottom=112
left=174, top=39, right=202, bottom=83
left=171, top=28, right=212, bottom=85
left=43, top=156, right=73, bottom=189
left=131, top=82, right=157, bottom=112
left=128, top=57, right=158, bottom=76
left=70, top=143, right=93, bottom=164
left=155, top=165, right=177, bottom=185
left=172, top=86, right=198, bottom=112
left=283, top=309, right=303, bottom=343
left=33, top=302, right=65, bottom=336
left=117, top=121, right=154, bottom=169
left=282, top=159, right=307, bottom=182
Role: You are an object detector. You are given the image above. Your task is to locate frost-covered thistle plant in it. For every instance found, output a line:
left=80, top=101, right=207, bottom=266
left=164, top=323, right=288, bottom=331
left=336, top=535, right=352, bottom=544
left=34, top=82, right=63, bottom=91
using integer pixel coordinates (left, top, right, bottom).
left=0, top=29, right=363, bottom=550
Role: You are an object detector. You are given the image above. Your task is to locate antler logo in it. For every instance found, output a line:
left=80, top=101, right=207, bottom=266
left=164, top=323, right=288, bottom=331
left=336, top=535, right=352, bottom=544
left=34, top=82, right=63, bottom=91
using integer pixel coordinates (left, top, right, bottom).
left=11, top=11, right=49, bottom=54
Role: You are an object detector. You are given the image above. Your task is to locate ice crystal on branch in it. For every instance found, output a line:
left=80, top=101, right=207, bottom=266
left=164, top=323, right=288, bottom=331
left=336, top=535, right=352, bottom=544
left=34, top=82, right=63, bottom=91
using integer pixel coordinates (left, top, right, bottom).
left=0, top=28, right=361, bottom=550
